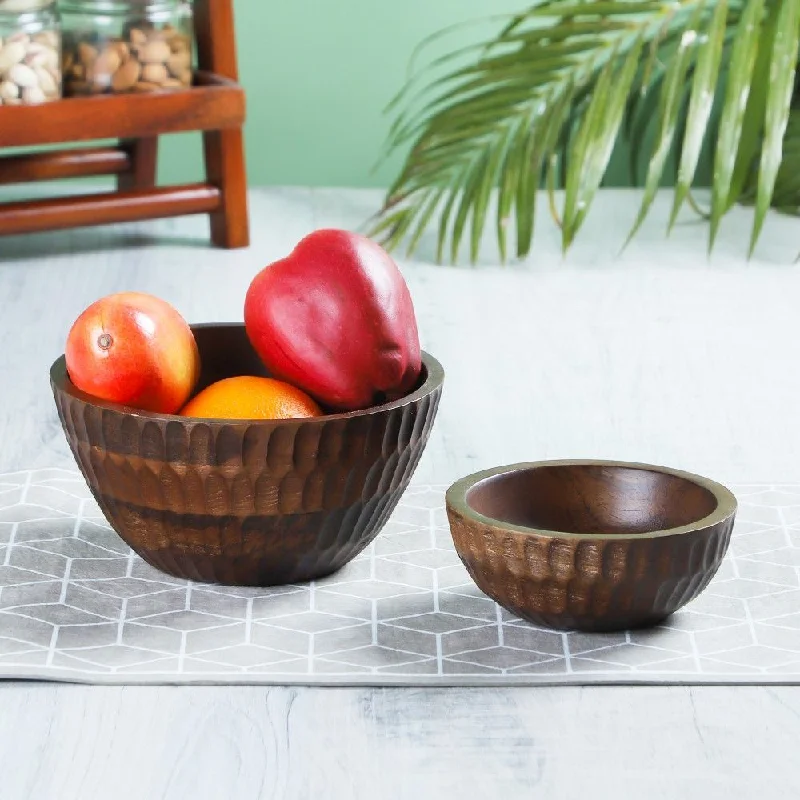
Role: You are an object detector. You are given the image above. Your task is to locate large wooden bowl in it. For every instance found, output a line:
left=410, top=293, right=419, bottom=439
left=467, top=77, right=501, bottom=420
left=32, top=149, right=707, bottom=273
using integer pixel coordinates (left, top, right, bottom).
left=446, top=460, right=737, bottom=632
left=51, top=323, right=444, bottom=586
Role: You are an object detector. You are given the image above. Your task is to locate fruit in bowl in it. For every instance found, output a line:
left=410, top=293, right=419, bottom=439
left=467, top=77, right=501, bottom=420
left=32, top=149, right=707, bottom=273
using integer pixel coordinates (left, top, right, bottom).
left=63, top=229, right=425, bottom=422
left=65, top=292, right=200, bottom=414
left=179, top=376, right=323, bottom=420
left=51, top=324, right=444, bottom=585
left=245, top=229, right=422, bottom=411
left=51, top=232, right=444, bottom=586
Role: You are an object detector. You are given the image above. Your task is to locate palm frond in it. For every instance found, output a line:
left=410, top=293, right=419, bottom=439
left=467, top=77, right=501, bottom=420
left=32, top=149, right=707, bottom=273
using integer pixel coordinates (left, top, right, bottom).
left=669, top=0, right=729, bottom=228
left=773, top=109, right=800, bottom=210
left=562, top=37, right=644, bottom=249
left=742, top=107, right=800, bottom=209
left=709, top=0, right=767, bottom=248
left=626, top=5, right=704, bottom=244
left=750, top=0, right=800, bottom=251
left=372, top=0, right=800, bottom=263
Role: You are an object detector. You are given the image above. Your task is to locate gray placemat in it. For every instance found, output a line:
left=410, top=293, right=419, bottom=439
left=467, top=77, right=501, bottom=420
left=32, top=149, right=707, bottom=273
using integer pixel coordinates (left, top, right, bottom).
left=0, top=469, right=798, bottom=685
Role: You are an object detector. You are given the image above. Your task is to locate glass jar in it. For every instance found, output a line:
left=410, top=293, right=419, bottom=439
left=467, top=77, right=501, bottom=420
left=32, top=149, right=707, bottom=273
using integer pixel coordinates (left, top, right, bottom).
left=0, top=1, right=62, bottom=105
left=59, top=0, right=193, bottom=97
left=1, top=0, right=52, bottom=10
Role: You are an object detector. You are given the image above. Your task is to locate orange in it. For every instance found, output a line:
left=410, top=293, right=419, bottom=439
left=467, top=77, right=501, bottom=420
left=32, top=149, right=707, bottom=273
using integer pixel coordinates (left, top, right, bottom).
left=179, top=376, right=323, bottom=420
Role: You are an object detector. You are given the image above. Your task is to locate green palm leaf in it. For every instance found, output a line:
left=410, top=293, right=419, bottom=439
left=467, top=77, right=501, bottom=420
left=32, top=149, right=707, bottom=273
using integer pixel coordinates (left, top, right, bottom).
left=373, top=0, right=800, bottom=264
left=765, top=109, right=800, bottom=209
left=750, top=0, right=800, bottom=252
left=627, top=5, right=704, bottom=244
left=669, top=0, right=728, bottom=228
left=709, top=0, right=767, bottom=248
left=563, top=37, right=644, bottom=249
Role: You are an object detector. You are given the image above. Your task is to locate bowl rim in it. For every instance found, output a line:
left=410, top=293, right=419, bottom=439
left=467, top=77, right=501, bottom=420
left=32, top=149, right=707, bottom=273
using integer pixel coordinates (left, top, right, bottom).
left=445, top=459, right=738, bottom=541
left=50, top=322, right=444, bottom=424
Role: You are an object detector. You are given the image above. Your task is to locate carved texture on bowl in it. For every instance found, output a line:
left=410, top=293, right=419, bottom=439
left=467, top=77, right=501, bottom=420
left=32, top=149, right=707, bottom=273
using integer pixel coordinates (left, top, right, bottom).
left=446, top=509, right=735, bottom=632
left=53, top=386, right=442, bottom=586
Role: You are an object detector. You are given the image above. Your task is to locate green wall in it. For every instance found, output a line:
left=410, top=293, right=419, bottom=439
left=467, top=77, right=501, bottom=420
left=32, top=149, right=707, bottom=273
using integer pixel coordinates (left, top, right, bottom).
left=160, top=0, right=530, bottom=188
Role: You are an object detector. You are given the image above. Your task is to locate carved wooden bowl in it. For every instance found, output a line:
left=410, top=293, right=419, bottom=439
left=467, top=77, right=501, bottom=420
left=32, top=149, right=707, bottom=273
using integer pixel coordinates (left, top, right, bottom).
left=51, top=323, right=444, bottom=586
left=446, top=460, right=737, bottom=632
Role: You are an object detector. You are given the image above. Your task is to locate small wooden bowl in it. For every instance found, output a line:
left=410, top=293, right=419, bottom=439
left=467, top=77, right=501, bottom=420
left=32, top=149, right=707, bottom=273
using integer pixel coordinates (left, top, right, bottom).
left=446, top=460, right=737, bottom=632
left=51, top=323, right=444, bottom=586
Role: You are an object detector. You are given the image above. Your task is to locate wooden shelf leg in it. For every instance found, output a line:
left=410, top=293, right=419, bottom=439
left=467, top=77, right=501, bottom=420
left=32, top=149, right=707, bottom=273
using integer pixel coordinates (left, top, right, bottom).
left=203, top=127, right=249, bottom=248
left=194, top=0, right=249, bottom=249
left=118, top=137, right=159, bottom=191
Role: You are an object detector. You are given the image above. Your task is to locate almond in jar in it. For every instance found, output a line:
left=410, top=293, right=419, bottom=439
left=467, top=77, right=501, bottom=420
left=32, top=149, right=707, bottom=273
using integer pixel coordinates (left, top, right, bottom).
left=60, top=0, right=194, bottom=96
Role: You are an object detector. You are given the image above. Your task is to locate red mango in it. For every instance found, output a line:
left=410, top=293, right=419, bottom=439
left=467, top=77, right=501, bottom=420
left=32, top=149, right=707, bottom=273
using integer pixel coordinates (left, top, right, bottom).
left=244, top=229, right=422, bottom=411
left=65, top=291, right=200, bottom=414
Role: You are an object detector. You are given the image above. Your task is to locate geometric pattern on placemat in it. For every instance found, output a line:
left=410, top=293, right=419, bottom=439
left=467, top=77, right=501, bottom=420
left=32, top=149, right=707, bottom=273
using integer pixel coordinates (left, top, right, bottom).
left=0, top=469, right=799, bottom=685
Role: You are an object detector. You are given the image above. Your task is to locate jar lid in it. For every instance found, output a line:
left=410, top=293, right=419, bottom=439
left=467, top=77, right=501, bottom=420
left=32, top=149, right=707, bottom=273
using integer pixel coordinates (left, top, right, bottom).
left=0, top=0, right=54, bottom=11
left=59, top=0, right=181, bottom=8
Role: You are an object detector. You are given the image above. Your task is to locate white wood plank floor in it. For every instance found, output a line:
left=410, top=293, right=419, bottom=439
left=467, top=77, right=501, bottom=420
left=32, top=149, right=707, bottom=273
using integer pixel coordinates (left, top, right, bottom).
left=0, top=186, right=798, bottom=799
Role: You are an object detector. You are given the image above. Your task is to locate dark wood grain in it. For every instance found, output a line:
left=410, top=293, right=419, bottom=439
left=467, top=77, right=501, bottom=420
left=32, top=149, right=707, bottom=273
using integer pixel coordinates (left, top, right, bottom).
left=204, top=128, right=249, bottom=248
left=0, top=148, right=131, bottom=184
left=195, top=0, right=250, bottom=247
left=194, top=0, right=240, bottom=81
left=118, top=137, right=159, bottom=191
left=0, top=184, right=221, bottom=236
left=446, top=461, right=737, bottom=632
left=466, top=464, right=720, bottom=534
left=0, top=72, right=244, bottom=147
left=50, top=324, right=444, bottom=587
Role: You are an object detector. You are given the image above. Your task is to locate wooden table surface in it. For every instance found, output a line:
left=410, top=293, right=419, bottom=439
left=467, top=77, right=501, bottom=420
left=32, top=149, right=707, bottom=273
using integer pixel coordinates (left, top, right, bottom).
left=1, top=186, right=799, bottom=799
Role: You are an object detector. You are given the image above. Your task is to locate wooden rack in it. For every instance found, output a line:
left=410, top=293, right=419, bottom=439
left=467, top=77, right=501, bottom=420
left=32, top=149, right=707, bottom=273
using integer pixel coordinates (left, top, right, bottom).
left=0, top=0, right=249, bottom=248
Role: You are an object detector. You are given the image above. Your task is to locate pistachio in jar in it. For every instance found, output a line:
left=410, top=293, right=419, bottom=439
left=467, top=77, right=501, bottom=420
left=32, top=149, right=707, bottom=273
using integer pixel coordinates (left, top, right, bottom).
left=60, top=1, right=193, bottom=96
left=0, top=1, right=61, bottom=105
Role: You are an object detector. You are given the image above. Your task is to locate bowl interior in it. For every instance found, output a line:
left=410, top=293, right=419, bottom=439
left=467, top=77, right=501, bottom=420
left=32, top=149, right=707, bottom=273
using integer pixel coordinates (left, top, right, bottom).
left=465, top=464, right=719, bottom=535
left=192, top=323, right=270, bottom=390
left=188, top=324, right=433, bottom=411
